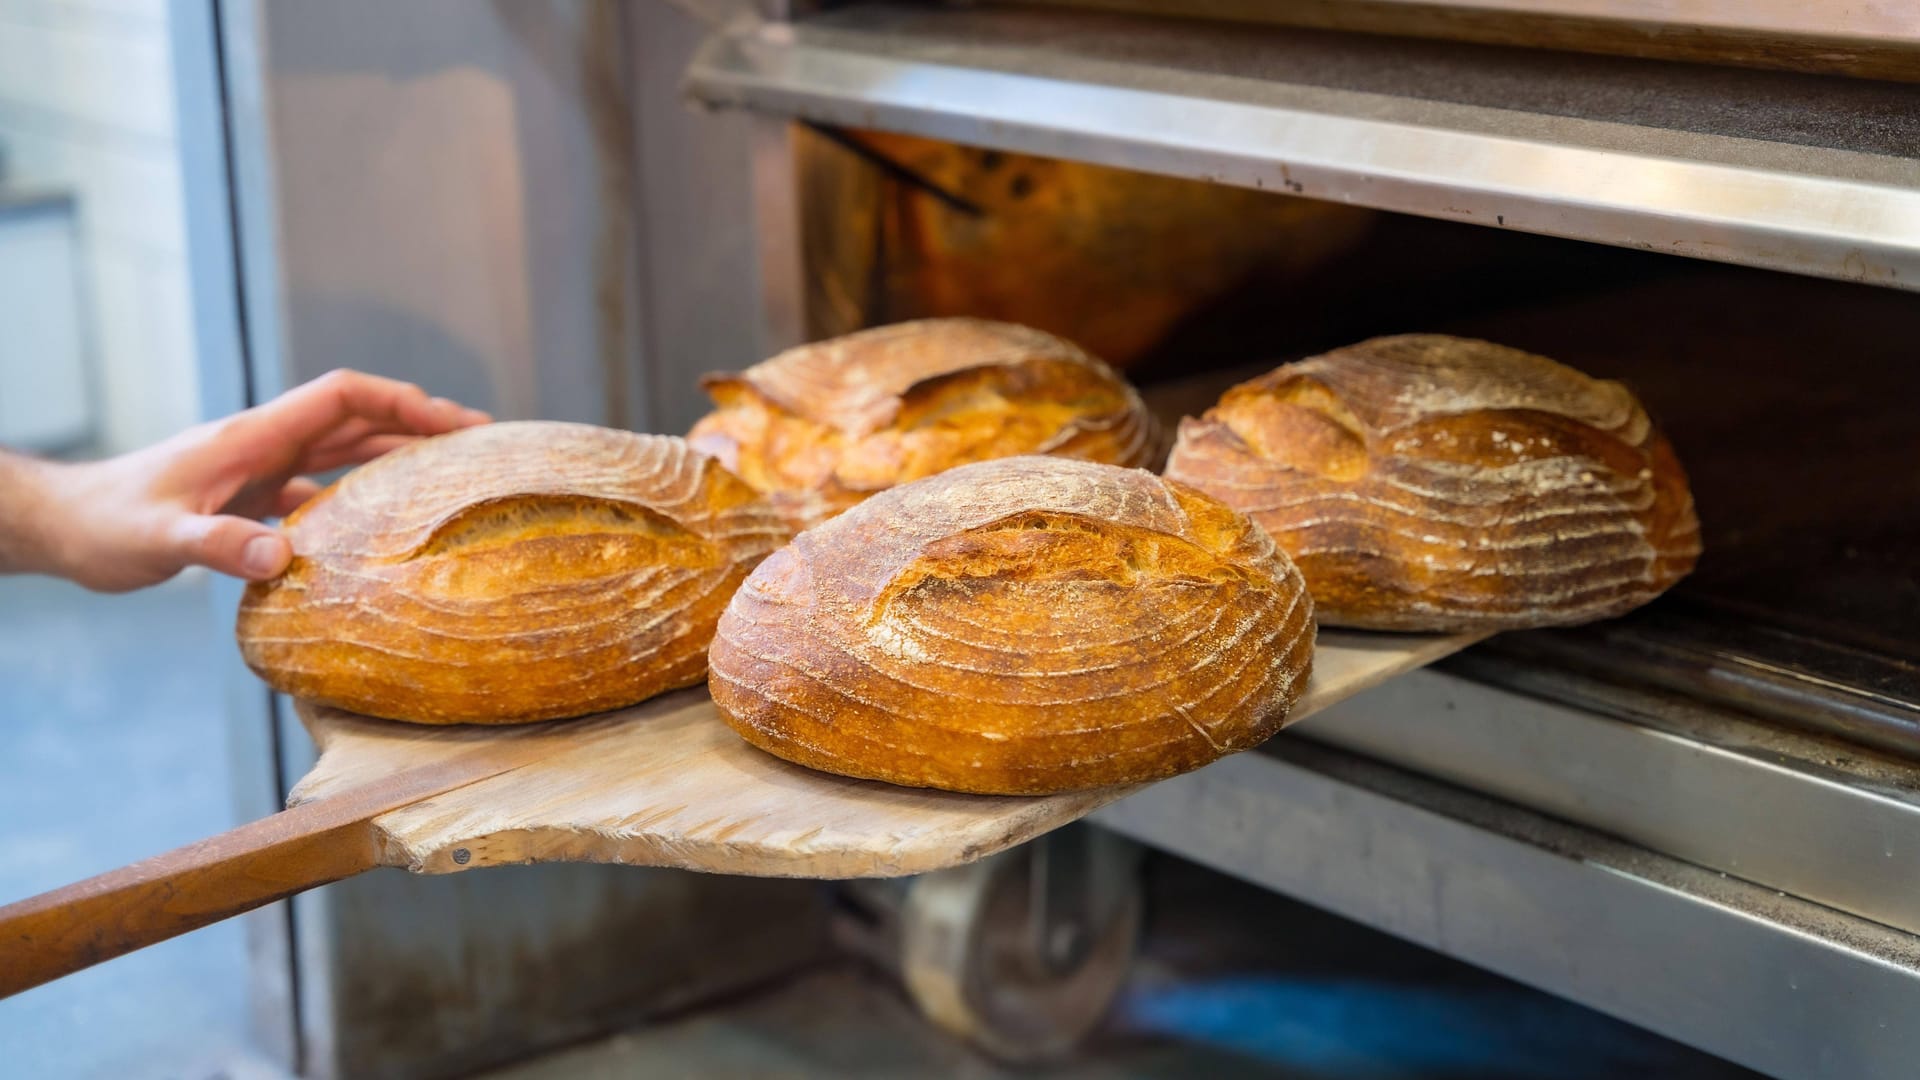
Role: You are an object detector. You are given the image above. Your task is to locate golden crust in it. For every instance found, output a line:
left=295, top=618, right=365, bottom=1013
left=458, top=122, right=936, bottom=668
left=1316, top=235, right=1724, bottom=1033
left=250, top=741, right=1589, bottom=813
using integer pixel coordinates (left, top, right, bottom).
left=1165, top=334, right=1702, bottom=631
left=687, top=318, right=1164, bottom=531
left=708, top=456, right=1315, bottom=795
left=235, top=422, right=789, bottom=724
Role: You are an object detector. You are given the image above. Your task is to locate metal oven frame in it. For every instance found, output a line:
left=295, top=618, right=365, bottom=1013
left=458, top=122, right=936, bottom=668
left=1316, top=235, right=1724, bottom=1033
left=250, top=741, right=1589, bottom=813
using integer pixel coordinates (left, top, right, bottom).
left=698, top=5, right=1920, bottom=1079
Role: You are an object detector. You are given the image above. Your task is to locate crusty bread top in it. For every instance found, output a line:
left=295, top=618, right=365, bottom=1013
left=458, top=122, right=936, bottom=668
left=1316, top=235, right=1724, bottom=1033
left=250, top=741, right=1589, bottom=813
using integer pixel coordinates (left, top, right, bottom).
left=1264, top=334, right=1649, bottom=441
left=701, top=317, right=1130, bottom=437
left=709, top=455, right=1315, bottom=793
left=782, top=453, right=1265, bottom=606
left=1193, top=334, right=1671, bottom=503
left=1166, top=334, right=1700, bottom=631
left=283, top=421, right=781, bottom=561
left=688, top=319, right=1163, bottom=527
left=239, top=422, right=789, bottom=724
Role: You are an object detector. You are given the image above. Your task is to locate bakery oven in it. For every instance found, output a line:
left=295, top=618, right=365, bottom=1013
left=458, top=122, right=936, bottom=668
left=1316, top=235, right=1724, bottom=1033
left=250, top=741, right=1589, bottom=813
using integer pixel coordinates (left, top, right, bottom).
left=182, top=1, right=1918, bottom=1077
left=687, top=6, right=1920, bottom=1078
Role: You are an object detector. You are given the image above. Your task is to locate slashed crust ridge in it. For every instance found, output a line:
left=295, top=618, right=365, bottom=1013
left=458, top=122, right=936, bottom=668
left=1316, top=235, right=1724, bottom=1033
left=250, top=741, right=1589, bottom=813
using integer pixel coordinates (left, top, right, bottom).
left=1165, top=334, right=1701, bottom=631
left=236, top=422, right=789, bottom=724
left=708, top=455, right=1315, bottom=795
left=687, top=318, right=1163, bottom=531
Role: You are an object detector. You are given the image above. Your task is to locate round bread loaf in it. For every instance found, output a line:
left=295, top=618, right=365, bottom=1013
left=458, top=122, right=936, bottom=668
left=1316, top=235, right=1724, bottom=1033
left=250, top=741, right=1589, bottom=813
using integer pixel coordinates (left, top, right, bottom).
left=236, top=422, right=788, bottom=724
left=1164, top=334, right=1701, bottom=631
left=708, top=456, right=1315, bottom=795
left=687, top=318, right=1162, bottom=531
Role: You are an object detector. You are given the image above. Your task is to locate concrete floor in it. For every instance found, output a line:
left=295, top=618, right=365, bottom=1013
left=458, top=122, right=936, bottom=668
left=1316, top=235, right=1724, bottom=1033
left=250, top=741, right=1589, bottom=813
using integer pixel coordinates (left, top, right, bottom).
left=1, top=573, right=1758, bottom=1080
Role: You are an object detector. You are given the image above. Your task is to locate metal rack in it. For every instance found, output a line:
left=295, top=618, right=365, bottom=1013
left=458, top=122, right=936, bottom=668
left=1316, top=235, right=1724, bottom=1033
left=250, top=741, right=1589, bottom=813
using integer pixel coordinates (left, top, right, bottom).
left=687, top=3, right=1920, bottom=290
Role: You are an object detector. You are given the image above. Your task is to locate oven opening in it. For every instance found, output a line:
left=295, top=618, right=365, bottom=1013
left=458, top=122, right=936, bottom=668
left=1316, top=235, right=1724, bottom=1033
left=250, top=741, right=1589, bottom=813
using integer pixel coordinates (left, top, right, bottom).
left=792, top=125, right=1920, bottom=756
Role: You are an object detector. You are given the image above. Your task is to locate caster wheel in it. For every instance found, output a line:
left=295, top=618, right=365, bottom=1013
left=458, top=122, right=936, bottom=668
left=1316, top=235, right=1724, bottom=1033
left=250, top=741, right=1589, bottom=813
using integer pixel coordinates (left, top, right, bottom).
left=898, top=833, right=1143, bottom=1064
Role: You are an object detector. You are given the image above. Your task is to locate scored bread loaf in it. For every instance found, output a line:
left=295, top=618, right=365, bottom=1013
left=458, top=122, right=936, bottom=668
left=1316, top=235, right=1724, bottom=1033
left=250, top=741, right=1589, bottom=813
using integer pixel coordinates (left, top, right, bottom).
left=1164, top=334, right=1701, bottom=631
left=708, top=455, right=1315, bottom=795
left=687, top=318, right=1162, bottom=531
left=236, top=422, right=788, bottom=724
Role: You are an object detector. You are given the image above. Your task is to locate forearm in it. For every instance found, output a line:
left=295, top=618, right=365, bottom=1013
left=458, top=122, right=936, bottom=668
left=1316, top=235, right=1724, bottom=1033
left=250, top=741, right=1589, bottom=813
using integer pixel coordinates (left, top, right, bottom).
left=0, top=449, right=67, bottom=578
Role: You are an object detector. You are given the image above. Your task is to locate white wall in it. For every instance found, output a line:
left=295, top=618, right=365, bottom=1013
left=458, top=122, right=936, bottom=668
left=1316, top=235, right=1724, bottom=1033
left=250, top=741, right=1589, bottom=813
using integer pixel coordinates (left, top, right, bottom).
left=0, top=0, right=199, bottom=454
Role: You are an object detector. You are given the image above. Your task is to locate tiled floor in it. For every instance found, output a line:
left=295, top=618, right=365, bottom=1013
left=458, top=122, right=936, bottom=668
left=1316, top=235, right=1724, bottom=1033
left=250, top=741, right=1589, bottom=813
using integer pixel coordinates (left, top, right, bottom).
left=0, top=572, right=283, bottom=1080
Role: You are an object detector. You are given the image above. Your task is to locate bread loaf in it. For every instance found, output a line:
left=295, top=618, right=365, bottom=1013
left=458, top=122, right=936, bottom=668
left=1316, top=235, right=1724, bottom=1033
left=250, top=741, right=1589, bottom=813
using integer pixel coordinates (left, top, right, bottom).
left=1164, top=334, right=1701, bottom=631
left=236, top=422, right=788, bottom=724
left=708, top=456, right=1315, bottom=795
left=687, top=318, right=1162, bottom=531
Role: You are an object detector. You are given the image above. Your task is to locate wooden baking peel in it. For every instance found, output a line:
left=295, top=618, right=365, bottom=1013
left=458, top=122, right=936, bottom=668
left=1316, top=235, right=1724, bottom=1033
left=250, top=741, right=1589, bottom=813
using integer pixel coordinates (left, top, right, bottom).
left=0, top=628, right=1479, bottom=997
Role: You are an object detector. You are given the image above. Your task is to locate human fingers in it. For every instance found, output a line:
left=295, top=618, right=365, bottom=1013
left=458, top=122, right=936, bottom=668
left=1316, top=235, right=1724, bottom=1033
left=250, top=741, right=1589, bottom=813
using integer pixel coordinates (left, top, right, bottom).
left=166, top=512, right=292, bottom=581
left=303, top=393, right=490, bottom=458
left=430, top=396, right=493, bottom=429
left=301, top=415, right=383, bottom=454
left=297, top=433, right=419, bottom=475
left=273, top=477, right=325, bottom=518
left=242, top=370, right=490, bottom=456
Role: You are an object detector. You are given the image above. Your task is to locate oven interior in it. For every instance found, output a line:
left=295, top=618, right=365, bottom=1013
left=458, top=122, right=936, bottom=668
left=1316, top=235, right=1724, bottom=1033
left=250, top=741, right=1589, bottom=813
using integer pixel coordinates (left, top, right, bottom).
left=791, top=124, right=1920, bottom=758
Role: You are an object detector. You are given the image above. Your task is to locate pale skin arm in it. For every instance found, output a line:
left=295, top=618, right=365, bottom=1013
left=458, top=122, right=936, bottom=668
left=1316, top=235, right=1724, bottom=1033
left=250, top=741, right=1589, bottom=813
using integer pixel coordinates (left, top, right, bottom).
left=0, top=369, right=490, bottom=593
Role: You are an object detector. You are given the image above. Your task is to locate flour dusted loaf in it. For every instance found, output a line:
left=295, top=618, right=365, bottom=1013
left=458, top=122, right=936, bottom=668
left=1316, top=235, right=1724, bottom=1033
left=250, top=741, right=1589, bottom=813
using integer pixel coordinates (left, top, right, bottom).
left=708, top=456, right=1315, bottom=795
left=687, top=318, right=1162, bottom=531
left=236, top=422, right=788, bottom=724
left=1164, top=335, right=1701, bottom=631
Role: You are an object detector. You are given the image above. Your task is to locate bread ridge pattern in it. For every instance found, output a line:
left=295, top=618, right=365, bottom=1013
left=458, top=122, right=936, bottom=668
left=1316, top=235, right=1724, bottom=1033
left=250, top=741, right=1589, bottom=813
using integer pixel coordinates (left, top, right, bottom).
left=688, top=317, right=1163, bottom=531
left=708, top=455, right=1315, bottom=795
left=237, top=421, right=789, bottom=724
left=1165, top=334, right=1701, bottom=631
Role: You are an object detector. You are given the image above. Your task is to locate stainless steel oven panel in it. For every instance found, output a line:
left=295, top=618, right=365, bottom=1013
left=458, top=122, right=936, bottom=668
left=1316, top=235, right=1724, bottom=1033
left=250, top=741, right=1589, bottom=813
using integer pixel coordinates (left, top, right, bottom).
left=688, top=5, right=1920, bottom=291
left=1094, top=737, right=1920, bottom=1080
left=1301, top=665, right=1920, bottom=941
left=1011, top=0, right=1920, bottom=81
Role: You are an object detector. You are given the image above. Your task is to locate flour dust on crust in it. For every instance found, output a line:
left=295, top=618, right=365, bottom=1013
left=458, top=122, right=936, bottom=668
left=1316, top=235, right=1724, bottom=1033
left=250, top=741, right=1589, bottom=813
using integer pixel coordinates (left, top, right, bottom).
left=687, top=318, right=1164, bottom=532
left=236, top=422, right=790, bottom=724
left=1165, top=334, right=1702, bottom=631
left=708, top=455, right=1315, bottom=796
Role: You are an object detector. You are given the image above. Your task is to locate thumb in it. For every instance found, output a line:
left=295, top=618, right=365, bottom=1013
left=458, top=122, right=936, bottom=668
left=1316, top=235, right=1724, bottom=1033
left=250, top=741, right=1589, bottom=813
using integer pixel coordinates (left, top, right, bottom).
left=168, top=513, right=292, bottom=581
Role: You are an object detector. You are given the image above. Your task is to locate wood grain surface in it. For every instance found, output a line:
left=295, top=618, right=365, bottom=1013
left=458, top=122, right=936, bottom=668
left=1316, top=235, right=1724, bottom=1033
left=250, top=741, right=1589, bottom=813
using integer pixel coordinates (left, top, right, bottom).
left=295, top=628, right=1482, bottom=879
left=1, top=630, right=1477, bottom=997
left=0, top=735, right=558, bottom=998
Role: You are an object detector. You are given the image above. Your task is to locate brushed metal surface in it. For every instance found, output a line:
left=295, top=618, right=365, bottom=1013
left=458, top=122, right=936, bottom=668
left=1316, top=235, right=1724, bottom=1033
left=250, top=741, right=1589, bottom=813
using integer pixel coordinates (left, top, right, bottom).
left=1050, top=0, right=1920, bottom=41
left=1300, top=665, right=1920, bottom=940
left=1011, top=0, right=1920, bottom=81
left=686, top=5, right=1920, bottom=289
left=1093, top=738, right=1920, bottom=1080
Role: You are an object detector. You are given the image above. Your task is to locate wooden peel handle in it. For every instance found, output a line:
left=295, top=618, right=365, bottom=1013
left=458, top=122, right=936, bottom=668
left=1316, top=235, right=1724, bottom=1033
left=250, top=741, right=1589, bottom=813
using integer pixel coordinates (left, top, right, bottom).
left=0, top=799, right=379, bottom=998
left=0, top=748, right=531, bottom=998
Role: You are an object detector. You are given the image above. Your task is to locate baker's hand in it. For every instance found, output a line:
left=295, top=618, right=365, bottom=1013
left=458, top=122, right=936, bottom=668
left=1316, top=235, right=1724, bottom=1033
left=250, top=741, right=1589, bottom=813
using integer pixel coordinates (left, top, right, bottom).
left=6, top=370, right=490, bottom=592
